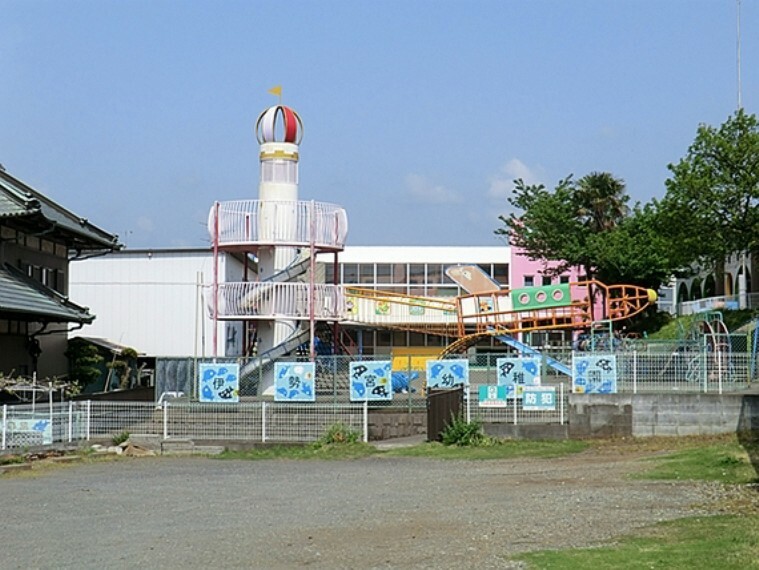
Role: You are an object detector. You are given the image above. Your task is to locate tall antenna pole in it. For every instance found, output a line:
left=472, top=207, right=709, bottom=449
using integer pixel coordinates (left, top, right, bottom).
left=737, top=0, right=743, bottom=110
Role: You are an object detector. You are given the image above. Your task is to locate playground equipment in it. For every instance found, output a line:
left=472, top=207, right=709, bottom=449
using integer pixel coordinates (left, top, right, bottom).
left=657, top=311, right=734, bottom=383
left=206, top=104, right=657, bottom=394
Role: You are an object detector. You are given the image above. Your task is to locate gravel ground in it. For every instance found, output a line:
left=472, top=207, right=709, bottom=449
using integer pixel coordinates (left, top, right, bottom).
left=0, top=450, right=732, bottom=569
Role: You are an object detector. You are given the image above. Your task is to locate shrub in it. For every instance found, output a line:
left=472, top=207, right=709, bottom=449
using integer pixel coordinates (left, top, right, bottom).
left=441, top=413, right=488, bottom=447
left=317, top=423, right=360, bottom=446
left=112, top=431, right=130, bottom=446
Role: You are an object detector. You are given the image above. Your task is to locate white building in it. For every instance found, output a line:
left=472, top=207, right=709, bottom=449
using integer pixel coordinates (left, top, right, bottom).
left=69, top=248, right=247, bottom=357
left=68, top=245, right=510, bottom=357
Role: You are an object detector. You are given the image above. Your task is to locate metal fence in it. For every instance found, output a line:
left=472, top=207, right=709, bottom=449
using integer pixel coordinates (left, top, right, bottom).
left=156, top=347, right=756, bottom=406
left=465, top=383, right=567, bottom=425
left=1, top=400, right=368, bottom=450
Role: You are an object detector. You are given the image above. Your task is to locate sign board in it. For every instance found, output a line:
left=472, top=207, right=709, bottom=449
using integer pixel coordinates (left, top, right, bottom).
left=496, top=356, right=541, bottom=399
left=350, top=361, right=392, bottom=401
left=573, top=355, right=618, bottom=394
left=274, top=362, right=316, bottom=402
left=522, top=386, right=557, bottom=411
left=426, top=359, right=469, bottom=389
left=478, top=385, right=508, bottom=407
left=198, top=363, right=240, bottom=403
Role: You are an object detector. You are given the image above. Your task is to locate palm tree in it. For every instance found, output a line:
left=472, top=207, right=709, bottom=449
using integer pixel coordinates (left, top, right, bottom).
left=573, top=172, right=630, bottom=321
left=574, top=172, right=629, bottom=232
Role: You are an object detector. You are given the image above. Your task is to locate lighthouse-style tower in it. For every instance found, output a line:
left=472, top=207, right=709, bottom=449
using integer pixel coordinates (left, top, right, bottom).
left=209, top=105, right=348, bottom=396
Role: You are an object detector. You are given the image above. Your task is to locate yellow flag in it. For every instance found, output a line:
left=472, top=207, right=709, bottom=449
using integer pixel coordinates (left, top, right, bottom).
left=268, top=85, right=282, bottom=97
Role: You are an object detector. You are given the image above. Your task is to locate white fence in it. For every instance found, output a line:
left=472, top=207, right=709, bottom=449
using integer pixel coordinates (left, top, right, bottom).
left=1, top=401, right=368, bottom=450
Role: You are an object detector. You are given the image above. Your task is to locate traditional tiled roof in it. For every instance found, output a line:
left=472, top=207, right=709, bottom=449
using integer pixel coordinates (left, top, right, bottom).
left=0, top=168, right=119, bottom=251
left=0, top=263, right=94, bottom=323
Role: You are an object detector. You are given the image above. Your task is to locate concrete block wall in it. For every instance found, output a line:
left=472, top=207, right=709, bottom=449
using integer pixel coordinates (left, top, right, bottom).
left=368, top=410, right=426, bottom=441
left=567, top=393, right=758, bottom=438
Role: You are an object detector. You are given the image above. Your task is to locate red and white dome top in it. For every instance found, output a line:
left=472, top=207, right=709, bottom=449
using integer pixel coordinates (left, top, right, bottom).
left=255, top=105, right=303, bottom=145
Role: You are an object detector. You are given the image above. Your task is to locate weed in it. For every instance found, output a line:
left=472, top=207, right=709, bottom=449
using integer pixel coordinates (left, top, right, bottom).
left=111, top=431, right=130, bottom=446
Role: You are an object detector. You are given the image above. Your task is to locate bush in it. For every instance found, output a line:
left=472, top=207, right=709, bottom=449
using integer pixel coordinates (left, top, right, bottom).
left=316, top=423, right=360, bottom=446
left=112, top=431, right=130, bottom=446
left=441, top=414, right=488, bottom=447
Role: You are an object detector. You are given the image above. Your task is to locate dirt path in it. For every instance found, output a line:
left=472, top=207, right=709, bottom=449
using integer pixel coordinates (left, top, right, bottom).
left=0, top=450, right=725, bottom=569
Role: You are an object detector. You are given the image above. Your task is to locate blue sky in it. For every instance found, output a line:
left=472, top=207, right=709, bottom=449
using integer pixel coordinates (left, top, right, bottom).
left=1, top=1, right=755, bottom=248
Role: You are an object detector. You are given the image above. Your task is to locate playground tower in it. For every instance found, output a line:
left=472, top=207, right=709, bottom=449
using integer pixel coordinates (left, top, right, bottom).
left=208, top=105, right=349, bottom=395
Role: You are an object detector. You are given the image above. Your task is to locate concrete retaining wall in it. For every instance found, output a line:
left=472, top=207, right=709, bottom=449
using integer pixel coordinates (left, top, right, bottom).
left=568, top=393, right=759, bottom=438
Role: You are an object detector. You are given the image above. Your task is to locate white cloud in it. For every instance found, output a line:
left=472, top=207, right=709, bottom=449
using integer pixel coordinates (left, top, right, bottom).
left=487, top=158, right=543, bottom=201
left=404, top=173, right=462, bottom=204
left=136, top=216, right=154, bottom=233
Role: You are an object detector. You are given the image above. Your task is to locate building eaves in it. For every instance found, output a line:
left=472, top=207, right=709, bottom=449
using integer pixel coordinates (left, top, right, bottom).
left=0, top=263, right=94, bottom=324
left=0, top=169, right=120, bottom=251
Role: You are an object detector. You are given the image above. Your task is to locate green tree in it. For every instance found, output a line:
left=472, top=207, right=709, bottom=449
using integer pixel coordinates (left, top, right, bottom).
left=497, top=173, right=677, bottom=291
left=661, top=109, right=759, bottom=270
left=65, top=338, right=104, bottom=389
left=575, top=171, right=630, bottom=232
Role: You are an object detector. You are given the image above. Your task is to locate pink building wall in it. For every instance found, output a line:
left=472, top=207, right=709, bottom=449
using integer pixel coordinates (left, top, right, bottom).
left=509, top=246, right=604, bottom=321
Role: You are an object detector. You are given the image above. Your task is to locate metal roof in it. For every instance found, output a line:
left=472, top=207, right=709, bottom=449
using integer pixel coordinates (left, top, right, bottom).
left=0, top=263, right=94, bottom=323
left=0, top=169, right=119, bottom=251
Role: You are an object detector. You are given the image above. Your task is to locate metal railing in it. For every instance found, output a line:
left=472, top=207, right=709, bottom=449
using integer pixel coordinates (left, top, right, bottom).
left=212, top=199, right=348, bottom=250
left=214, top=281, right=346, bottom=320
left=678, top=292, right=759, bottom=315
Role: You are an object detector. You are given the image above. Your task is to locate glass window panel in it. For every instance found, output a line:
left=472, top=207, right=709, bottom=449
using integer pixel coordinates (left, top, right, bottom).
left=377, top=286, right=408, bottom=295
left=409, top=332, right=425, bottom=346
left=376, top=264, right=392, bottom=284
left=523, top=275, right=534, bottom=287
left=376, top=331, right=391, bottom=346
left=323, top=264, right=335, bottom=283
left=359, top=264, right=374, bottom=283
left=343, top=263, right=358, bottom=284
left=426, top=264, right=443, bottom=284
left=392, top=263, right=407, bottom=284
left=493, top=264, right=509, bottom=286
left=433, top=286, right=459, bottom=298
left=409, top=264, right=425, bottom=283
left=542, top=275, right=552, bottom=286
left=392, top=331, right=407, bottom=346
left=560, top=275, right=570, bottom=284
left=477, top=264, right=491, bottom=279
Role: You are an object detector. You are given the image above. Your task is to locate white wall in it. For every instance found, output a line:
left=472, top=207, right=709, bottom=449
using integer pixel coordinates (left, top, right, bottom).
left=69, top=249, right=243, bottom=357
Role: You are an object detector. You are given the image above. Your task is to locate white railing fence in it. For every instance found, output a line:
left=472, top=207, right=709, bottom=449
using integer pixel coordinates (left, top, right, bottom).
left=1, top=401, right=368, bottom=450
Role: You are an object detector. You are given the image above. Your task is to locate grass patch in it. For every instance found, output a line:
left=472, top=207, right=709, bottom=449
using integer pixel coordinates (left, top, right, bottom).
left=218, top=443, right=379, bottom=461
left=515, top=514, right=759, bottom=569
left=216, top=439, right=589, bottom=461
left=634, top=439, right=758, bottom=485
left=384, top=439, right=589, bottom=460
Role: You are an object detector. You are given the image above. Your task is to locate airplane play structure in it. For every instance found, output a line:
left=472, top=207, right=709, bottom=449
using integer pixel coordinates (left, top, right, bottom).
left=207, top=103, right=658, bottom=395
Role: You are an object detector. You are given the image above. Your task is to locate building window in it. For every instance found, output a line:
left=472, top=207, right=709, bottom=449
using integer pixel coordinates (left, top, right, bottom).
left=359, top=264, right=374, bottom=284
left=426, top=264, right=443, bottom=284
left=524, top=275, right=534, bottom=287
left=560, top=275, right=570, bottom=284
left=343, top=264, right=358, bottom=284
left=493, top=264, right=509, bottom=286
left=324, top=264, right=335, bottom=283
left=542, top=275, right=552, bottom=286
left=392, top=263, right=407, bottom=284
left=409, top=264, right=425, bottom=284
left=376, top=264, right=392, bottom=284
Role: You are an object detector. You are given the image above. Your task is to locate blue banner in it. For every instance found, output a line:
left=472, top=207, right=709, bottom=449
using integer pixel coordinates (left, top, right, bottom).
left=198, top=363, right=240, bottom=403
left=426, top=359, right=469, bottom=389
left=573, top=355, right=617, bottom=394
left=350, top=361, right=392, bottom=401
left=274, top=362, right=316, bottom=402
